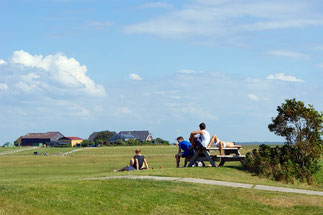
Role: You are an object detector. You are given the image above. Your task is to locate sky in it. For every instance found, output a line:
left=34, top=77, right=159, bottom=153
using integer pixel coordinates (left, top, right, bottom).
left=1, top=0, right=323, bottom=144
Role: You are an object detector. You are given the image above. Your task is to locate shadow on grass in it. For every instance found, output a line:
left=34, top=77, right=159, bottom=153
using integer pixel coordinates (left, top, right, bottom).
left=220, top=164, right=243, bottom=170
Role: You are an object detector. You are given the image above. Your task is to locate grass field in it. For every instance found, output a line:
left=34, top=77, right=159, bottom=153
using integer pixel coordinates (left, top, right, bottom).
left=0, top=146, right=322, bottom=214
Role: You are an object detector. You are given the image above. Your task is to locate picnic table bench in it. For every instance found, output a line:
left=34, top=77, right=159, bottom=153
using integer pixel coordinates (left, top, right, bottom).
left=186, top=147, right=245, bottom=167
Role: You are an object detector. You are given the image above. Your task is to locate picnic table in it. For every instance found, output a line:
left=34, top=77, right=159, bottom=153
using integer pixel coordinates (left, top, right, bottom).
left=186, top=147, right=245, bottom=167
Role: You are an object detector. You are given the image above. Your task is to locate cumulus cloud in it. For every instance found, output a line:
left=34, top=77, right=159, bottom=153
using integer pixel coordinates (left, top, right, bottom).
left=266, top=73, right=304, bottom=82
left=0, top=59, right=6, bottom=65
left=129, top=73, right=143, bottom=80
left=139, top=2, right=173, bottom=9
left=10, top=50, right=105, bottom=96
left=268, top=50, right=308, bottom=58
left=124, top=0, right=323, bottom=39
left=0, top=83, right=8, bottom=90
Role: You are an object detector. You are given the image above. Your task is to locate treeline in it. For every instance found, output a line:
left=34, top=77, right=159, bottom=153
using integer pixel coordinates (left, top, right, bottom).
left=81, top=137, right=169, bottom=147
left=81, top=130, right=170, bottom=147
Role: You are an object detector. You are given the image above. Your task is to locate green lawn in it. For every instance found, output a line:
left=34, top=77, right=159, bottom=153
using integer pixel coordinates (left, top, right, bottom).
left=0, top=146, right=322, bottom=214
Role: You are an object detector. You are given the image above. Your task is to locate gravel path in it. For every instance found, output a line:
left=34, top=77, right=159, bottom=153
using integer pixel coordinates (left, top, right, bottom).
left=0, top=147, right=39, bottom=156
left=86, top=175, right=323, bottom=196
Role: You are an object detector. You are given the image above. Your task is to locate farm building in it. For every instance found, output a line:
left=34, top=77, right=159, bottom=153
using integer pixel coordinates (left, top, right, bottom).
left=21, top=132, right=64, bottom=146
left=58, top=137, right=83, bottom=147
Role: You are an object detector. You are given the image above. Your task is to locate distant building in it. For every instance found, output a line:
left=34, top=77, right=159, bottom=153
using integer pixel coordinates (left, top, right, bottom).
left=110, top=130, right=153, bottom=142
left=58, top=137, right=83, bottom=147
left=88, top=131, right=117, bottom=142
left=21, top=132, right=64, bottom=146
left=110, top=134, right=137, bottom=142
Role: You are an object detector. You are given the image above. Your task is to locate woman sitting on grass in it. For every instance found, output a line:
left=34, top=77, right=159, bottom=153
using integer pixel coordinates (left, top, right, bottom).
left=115, top=148, right=149, bottom=172
left=207, top=134, right=241, bottom=155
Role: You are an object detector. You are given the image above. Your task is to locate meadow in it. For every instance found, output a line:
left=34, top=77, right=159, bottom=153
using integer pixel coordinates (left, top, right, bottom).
left=0, top=146, right=322, bottom=215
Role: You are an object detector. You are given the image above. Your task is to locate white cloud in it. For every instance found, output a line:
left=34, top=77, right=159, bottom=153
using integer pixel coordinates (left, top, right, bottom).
left=248, top=94, right=260, bottom=101
left=10, top=50, right=105, bottom=96
left=0, top=83, right=8, bottom=90
left=124, top=0, right=323, bottom=39
left=0, top=59, right=6, bottom=65
left=129, top=73, right=143, bottom=80
left=139, top=2, right=173, bottom=9
left=268, top=50, right=308, bottom=58
left=266, top=73, right=304, bottom=82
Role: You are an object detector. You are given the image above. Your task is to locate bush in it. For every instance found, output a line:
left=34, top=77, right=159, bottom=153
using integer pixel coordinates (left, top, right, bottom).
left=242, top=99, right=322, bottom=184
left=81, top=139, right=94, bottom=147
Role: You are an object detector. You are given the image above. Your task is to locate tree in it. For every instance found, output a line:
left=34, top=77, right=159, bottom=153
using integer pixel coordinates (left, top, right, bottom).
left=269, top=99, right=322, bottom=183
left=94, top=131, right=116, bottom=144
left=242, top=99, right=322, bottom=184
left=81, top=139, right=94, bottom=147
left=154, top=138, right=170, bottom=145
left=14, top=137, right=22, bottom=146
left=268, top=98, right=322, bottom=164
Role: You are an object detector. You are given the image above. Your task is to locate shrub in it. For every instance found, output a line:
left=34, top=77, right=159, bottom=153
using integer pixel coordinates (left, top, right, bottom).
left=242, top=99, right=323, bottom=184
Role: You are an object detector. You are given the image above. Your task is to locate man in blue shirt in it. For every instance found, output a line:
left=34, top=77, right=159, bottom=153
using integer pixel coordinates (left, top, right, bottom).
left=175, top=136, right=194, bottom=168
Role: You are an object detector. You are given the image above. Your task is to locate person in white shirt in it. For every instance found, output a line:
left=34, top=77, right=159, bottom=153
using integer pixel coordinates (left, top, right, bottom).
left=189, top=122, right=211, bottom=149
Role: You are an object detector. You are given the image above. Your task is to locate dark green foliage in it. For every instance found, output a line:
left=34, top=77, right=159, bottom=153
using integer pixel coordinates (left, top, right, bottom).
left=81, top=139, right=95, bottom=147
left=242, top=99, right=323, bottom=184
left=107, top=138, right=169, bottom=146
left=154, top=138, right=170, bottom=145
left=94, top=130, right=116, bottom=144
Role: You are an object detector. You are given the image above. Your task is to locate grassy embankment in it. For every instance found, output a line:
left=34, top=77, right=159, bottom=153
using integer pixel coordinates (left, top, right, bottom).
left=0, top=146, right=322, bottom=214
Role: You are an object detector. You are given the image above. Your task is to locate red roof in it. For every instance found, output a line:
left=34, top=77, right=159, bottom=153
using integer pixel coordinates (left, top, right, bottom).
left=65, top=137, right=83, bottom=140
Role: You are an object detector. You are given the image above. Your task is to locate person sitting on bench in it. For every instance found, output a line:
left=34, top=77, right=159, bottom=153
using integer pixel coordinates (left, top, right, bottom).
left=115, top=148, right=149, bottom=172
left=175, top=136, right=194, bottom=168
left=207, top=134, right=242, bottom=155
left=189, top=122, right=211, bottom=149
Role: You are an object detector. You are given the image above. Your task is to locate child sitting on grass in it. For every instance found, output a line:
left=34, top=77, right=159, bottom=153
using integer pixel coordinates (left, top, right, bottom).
left=115, top=148, right=149, bottom=172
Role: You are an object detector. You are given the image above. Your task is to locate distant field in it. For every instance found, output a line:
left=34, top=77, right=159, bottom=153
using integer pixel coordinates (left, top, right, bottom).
left=0, top=146, right=322, bottom=214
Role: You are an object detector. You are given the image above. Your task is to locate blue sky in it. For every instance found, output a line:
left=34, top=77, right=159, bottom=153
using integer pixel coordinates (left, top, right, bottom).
left=1, top=0, right=323, bottom=144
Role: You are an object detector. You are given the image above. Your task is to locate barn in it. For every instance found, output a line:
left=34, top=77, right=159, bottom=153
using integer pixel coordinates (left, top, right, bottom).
left=21, top=132, right=64, bottom=146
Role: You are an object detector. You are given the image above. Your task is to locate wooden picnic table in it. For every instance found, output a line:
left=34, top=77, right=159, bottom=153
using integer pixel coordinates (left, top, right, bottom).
left=186, top=147, right=245, bottom=167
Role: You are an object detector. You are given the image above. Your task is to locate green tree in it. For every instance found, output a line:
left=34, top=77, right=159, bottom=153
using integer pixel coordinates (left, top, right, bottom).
left=243, top=99, right=322, bottom=184
left=94, top=131, right=116, bottom=144
left=81, top=139, right=94, bottom=147
left=14, top=137, right=22, bottom=146
left=268, top=99, right=322, bottom=183
left=126, top=139, right=140, bottom=146
left=268, top=98, right=323, bottom=164
left=154, top=138, right=170, bottom=145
